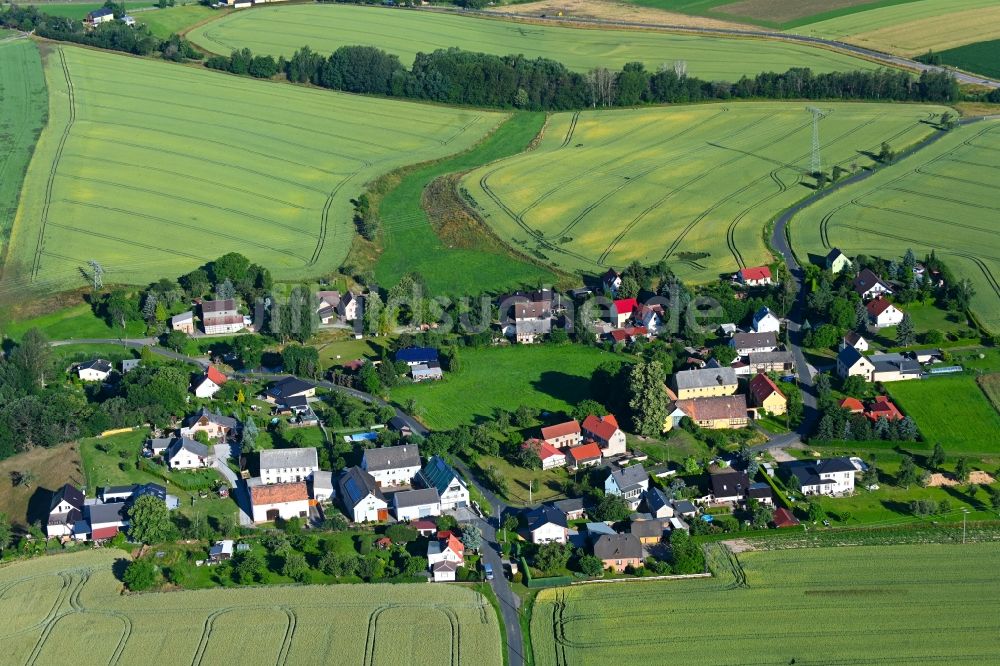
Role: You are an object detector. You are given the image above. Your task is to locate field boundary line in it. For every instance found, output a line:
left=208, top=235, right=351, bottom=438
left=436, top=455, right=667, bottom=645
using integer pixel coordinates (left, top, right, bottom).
left=569, top=572, right=712, bottom=586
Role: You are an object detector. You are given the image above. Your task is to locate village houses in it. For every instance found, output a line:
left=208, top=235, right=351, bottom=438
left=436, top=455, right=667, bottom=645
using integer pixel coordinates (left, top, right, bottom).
left=201, top=298, right=246, bottom=335
left=361, top=444, right=422, bottom=488
left=416, top=456, right=470, bottom=510
left=259, top=447, right=319, bottom=485
left=338, top=466, right=388, bottom=522
left=582, top=413, right=626, bottom=457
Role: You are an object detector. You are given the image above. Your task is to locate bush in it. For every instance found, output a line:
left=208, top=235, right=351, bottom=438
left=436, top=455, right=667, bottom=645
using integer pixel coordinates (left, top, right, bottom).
left=123, top=559, right=157, bottom=591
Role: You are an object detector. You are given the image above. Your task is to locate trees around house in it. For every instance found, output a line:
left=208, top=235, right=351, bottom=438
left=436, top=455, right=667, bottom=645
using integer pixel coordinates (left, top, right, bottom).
left=282, top=551, right=309, bottom=582
left=461, top=523, right=482, bottom=552
left=534, top=542, right=571, bottom=574
left=127, top=495, right=171, bottom=545
left=592, top=493, right=630, bottom=522
left=627, top=360, right=669, bottom=436
left=233, top=550, right=266, bottom=584
left=579, top=555, right=605, bottom=576
left=896, top=313, right=915, bottom=347
left=897, top=456, right=920, bottom=488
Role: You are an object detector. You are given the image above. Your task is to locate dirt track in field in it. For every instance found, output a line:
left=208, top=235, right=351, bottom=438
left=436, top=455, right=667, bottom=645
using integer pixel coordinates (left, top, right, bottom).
left=487, top=0, right=753, bottom=31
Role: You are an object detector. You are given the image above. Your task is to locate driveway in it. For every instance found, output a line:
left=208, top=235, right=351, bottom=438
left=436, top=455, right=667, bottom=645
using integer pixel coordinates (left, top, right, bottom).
left=212, top=443, right=253, bottom=527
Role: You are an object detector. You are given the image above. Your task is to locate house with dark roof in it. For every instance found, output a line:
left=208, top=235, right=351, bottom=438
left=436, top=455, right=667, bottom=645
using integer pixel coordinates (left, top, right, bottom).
left=840, top=330, right=869, bottom=353
left=259, top=447, right=319, bottom=485
left=249, top=481, right=309, bottom=523
left=395, top=347, right=439, bottom=366
left=166, top=437, right=213, bottom=470
left=645, top=487, right=675, bottom=519
left=77, top=359, right=112, bottom=382
left=181, top=407, right=239, bottom=442
left=781, top=458, right=856, bottom=496
left=604, top=465, right=650, bottom=509
left=867, top=298, right=904, bottom=329
left=837, top=346, right=875, bottom=381
left=552, top=497, right=587, bottom=521
left=361, top=444, right=421, bottom=488
left=825, top=248, right=851, bottom=274
left=752, top=306, right=780, bottom=334
left=853, top=268, right=893, bottom=300
left=593, top=533, right=643, bottom=572
left=708, top=465, right=750, bottom=504
left=263, top=377, right=316, bottom=404
left=393, top=487, right=441, bottom=521
left=525, top=505, right=568, bottom=544
left=416, top=456, right=469, bottom=510
left=869, top=352, right=921, bottom=382
left=47, top=484, right=85, bottom=538
left=730, top=331, right=778, bottom=357
left=629, top=518, right=667, bottom=544
left=338, top=466, right=387, bottom=522
left=602, top=268, right=622, bottom=295
left=748, top=482, right=773, bottom=506
left=85, top=7, right=115, bottom=25
left=87, top=502, right=127, bottom=540
left=672, top=367, right=738, bottom=400
left=675, top=395, right=749, bottom=430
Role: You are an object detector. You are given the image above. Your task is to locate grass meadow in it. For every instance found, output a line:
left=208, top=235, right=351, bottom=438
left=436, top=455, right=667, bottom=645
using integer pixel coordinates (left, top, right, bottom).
left=887, top=374, right=1000, bottom=455
left=137, top=4, right=218, bottom=39
left=790, top=120, right=1000, bottom=333
left=532, top=543, right=1000, bottom=665
left=617, top=0, right=931, bottom=28
left=186, top=4, right=882, bottom=79
left=0, top=550, right=502, bottom=665
left=793, top=0, right=1000, bottom=55
left=936, top=39, right=1000, bottom=79
left=14, top=1, right=154, bottom=20
left=0, top=39, right=47, bottom=263
left=2, top=45, right=502, bottom=295
left=462, top=102, right=945, bottom=285
left=389, top=344, right=618, bottom=430
left=978, top=373, right=1000, bottom=411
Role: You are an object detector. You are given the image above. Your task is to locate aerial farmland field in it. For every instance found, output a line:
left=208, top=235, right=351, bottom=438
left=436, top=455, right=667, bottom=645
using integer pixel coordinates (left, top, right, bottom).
left=186, top=4, right=884, bottom=80
left=1, top=45, right=502, bottom=293
left=0, top=550, right=502, bottom=665
left=532, top=543, right=1000, bottom=665
left=887, top=375, right=1000, bottom=455
left=789, top=120, right=1000, bottom=333
left=794, top=0, right=1000, bottom=55
left=461, top=102, right=947, bottom=284
left=935, top=39, right=1000, bottom=79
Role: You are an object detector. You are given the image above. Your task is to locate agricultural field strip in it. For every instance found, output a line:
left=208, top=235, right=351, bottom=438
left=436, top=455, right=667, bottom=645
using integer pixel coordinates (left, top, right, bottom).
left=800, top=121, right=1000, bottom=331
left=3, top=46, right=501, bottom=290
left=187, top=4, right=882, bottom=79
left=463, top=103, right=941, bottom=282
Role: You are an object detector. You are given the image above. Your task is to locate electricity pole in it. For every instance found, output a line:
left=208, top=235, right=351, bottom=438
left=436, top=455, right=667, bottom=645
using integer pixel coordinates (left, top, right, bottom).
left=805, top=107, right=825, bottom=175
left=87, top=259, right=104, bottom=290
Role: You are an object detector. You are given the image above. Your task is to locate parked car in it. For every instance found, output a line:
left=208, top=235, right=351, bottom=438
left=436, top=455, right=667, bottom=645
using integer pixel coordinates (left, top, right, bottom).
left=484, top=563, right=494, bottom=581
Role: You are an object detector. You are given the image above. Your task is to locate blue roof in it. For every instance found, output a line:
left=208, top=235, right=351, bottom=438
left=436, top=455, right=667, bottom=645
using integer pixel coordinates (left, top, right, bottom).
left=395, top=347, right=438, bottom=363
left=419, top=455, right=461, bottom=494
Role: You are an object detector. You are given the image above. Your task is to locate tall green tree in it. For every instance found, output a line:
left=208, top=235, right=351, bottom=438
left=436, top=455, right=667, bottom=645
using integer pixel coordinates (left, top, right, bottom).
left=627, top=360, right=668, bottom=436
left=929, top=442, right=945, bottom=470
left=0, top=512, right=12, bottom=552
left=896, top=313, right=915, bottom=347
left=128, top=495, right=171, bottom=545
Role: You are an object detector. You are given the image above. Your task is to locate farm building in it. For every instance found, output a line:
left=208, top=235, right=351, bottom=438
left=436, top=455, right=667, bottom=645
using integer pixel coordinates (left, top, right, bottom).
left=201, top=298, right=245, bottom=335
left=746, top=351, right=795, bottom=374
left=675, top=395, right=748, bottom=430
left=416, top=456, right=470, bottom=510
left=540, top=420, right=583, bottom=449
left=568, top=442, right=602, bottom=469
left=311, top=471, right=334, bottom=503
left=869, top=353, right=921, bottom=382
left=249, top=482, right=310, bottom=523
left=171, top=311, right=195, bottom=335
left=77, top=359, right=112, bottom=382
left=87, top=502, right=127, bottom=541
left=411, top=362, right=444, bottom=382
left=736, top=265, right=772, bottom=286
left=339, top=466, right=388, bottom=522
left=730, top=331, right=778, bottom=357
left=629, top=519, right=667, bottom=545
left=209, top=540, right=234, bottom=562
left=672, top=366, right=739, bottom=400
left=259, top=447, right=319, bottom=485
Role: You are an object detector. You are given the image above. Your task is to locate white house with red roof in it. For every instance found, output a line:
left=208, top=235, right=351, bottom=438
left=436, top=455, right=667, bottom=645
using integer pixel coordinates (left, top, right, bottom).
left=633, top=303, right=664, bottom=334
left=193, top=366, right=227, bottom=399
left=428, top=533, right=465, bottom=566
left=582, top=413, right=626, bottom=457
left=611, top=298, right=638, bottom=328
left=249, top=481, right=310, bottom=524
left=540, top=420, right=582, bottom=449
left=737, top=265, right=772, bottom=286
left=567, top=442, right=603, bottom=469
left=867, top=298, right=903, bottom=329
left=524, top=438, right=566, bottom=470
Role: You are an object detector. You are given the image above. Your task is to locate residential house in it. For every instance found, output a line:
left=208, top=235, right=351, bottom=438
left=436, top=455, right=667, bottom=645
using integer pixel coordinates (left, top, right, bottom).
left=393, top=488, right=441, bottom=521
left=180, top=407, right=238, bottom=442
left=87, top=502, right=127, bottom=541
left=388, top=415, right=413, bottom=439
left=783, top=458, right=856, bottom=496
left=602, top=268, right=622, bottom=295
left=672, top=367, right=738, bottom=400
left=865, top=395, right=904, bottom=422
left=604, top=465, right=650, bottom=510
left=47, top=484, right=85, bottom=539
left=737, top=265, right=772, bottom=286
left=606, top=326, right=651, bottom=346
left=148, top=437, right=172, bottom=457
left=567, top=442, right=602, bottom=469
left=524, top=439, right=566, bottom=470
left=193, top=366, right=227, bottom=399
left=201, top=298, right=245, bottom=335
left=411, top=519, right=437, bottom=537
left=673, top=500, right=698, bottom=518
left=675, top=395, right=749, bottom=429
left=98, top=483, right=177, bottom=510
left=869, top=352, right=921, bottom=382
left=853, top=268, right=893, bottom=300
left=837, top=346, right=875, bottom=381
left=585, top=522, right=618, bottom=540
left=525, top=505, right=568, bottom=544
left=630, top=519, right=667, bottom=545
left=77, top=359, right=112, bottom=382
left=361, top=444, right=421, bottom=488
left=427, top=533, right=465, bottom=571
left=166, top=437, right=213, bottom=470
left=85, top=7, right=115, bottom=26
left=772, top=507, right=800, bottom=528
left=838, top=397, right=864, bottom=414
left=396, top=347, right=439, bottom=367
left=645, top=488, right=675, bottom=520
left=540, top=420, right=583, bottom=449
left=316, top=291, right=342, bottom=324
left=121, top=359, right=140, bottom=374
left=431, top=560, right=458, bottom=583
left=263, top=377, right=316, bottom=404
left=411, top=362, right=444, bottom=382
left=582, top=413, right=627, bottom=457
left=867, top=298, right=904, bottom=329
left=338, top=466, right=388, bottom=522
left=611, top=298, right=638, bottom=328
left=709, top=465, right=750, bottom=503
left=748, top=482, right=773, bottom=506
left=913, top=348, right=944, bottom=364
left=171, top=311, right=195, bottom=335
left=752, top=306, right=781, bottom=334
left=339, top=292, right=361, bottom=321
left=825, top=248, right=852, bottom=274
left=746, top=351, right=795, bottom=374
left=552, top=498, right=586, bottom=521
left=634, top=303, right=664, bottom=335
left=259, top=447, right=319, bottom=485
left=748, top=373, right=787, bottom=416
left=416, top=456, right=469, bottom=510
left=507, top=301, right=553, bottom=344
left=311, top=470, right=334, bottom=503
left=719, top=323, right=738, bottom=337
left=840, top=330, right=869, bottom=353
left=730, top=332, right=778, bottom=357
left=249, top=482, right=309, bottom=523
left=593, top=534, right=643, bottom=573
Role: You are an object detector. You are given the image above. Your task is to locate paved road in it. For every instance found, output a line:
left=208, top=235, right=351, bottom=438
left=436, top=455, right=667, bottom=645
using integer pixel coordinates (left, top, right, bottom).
left=445, top=7, right=1000, bottom=88
left=212, top=443, right=254, bottom=527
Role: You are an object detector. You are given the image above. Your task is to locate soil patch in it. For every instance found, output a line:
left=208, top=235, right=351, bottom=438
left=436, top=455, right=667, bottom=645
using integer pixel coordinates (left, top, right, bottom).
left=722, top=539, right=756, bottom=553
left=926, top=470, right=996, bottom=487
left=488, top=0, right=753, bottom=30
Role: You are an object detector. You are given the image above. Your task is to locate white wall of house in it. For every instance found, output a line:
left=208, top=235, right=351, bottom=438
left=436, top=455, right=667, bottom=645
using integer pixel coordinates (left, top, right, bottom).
left=595, top=430, right=627, bottom=457
left=78, top=369, right=109, bottom=382
left=348, top=494, right=388, bottom=522
left=180, top=423, right=229, bottom=441
left=873, top=306, right=904, bottom=328
left=438, top=481, right=470, bottom=510
left=204, top=321, right=246, bottom=335
left=194, top=380, right=221, bottom=399
left=753, top=314, right=781, bottom=333
left=541, top=454, right=566, bottom=470
left=394, top=501, right=441, bottom=521
left=261, top=466, right=317, bottom=486
left=252, top=499, right=309, bottom=524
left=801, top=471, right=855, bottom=496
left=432, top=568, right=456, bottom=583
left=169, top=450, right=210, bottom=470
left=531, top=523, right=567, bottom=544
left=367, top=465, right=420, bottom=488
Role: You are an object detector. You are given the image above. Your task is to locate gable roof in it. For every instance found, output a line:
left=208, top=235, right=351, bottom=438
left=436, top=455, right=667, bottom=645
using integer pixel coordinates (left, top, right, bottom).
left=169, top=437, right=211, bottom=458
left=593, top=533, right=643, bottom=560
left=312, top=470, right=334, bottom=490
left=393, top=487, right=440, bottom=509
left=395, top=347, right=438, bottom=364
left=739, top=265, right=771, bottom=281
left=87, top=502, right=126, bottom=525
left=265, top=376, right=315, bottom=399
left=854, top=268, right=892, bottom=296
left=709, top=466, right=750, bottom=498
left=748, top=373, right=785, bottom=404
left=844, top=330, right=866, bottom=346
left=867, top=298, right=898, bottom=317
left=89, top=7, right=115, bottom=17
left=526, top=505, right=567, bottom=531
left=568, top=442, right=602, bottom=462
left=419, top=456, right=464, bottom=494
left=826, top=248, right=848, bottom=262
left=50, top=484, right=85, bottom=512
left=674, top=367, right=738, bottom=391
left=79, top=359, right=113, bottom=373
left=552, top=497, right=585, bottom=515
left=609, top=465, right=649, bottom=493
left=205, top=366, right=227, bottom=386
left=732, top=331, right=777, bottom=349
left=837, top=345, right=871, bottom=368
left=443, top=533, right=465, bottom=557
left=183, top=407, right=238, bottom=429
left=838, top=397, right=865, bottom=413
left=525, top=439, right=565, bottom=463
left=772, top=507, right=800, bottom=528
left=202, top=298, right=237, bottom=313
left=675, top=395, right=747, bottom=422
left=602, top=268, right=621, bottom=283
left=782, top=458, right=855, bottom=488
left=362, top=444, right=421, bottom=472
left=612, top=298, right=638, bottom=316
left=582, top=414, right=620, bottom=441
left=540, top=420, right=580, bottom=441
left=867, top=395, right=903, bottom=421
left=249, top=482, right=308, bottom=506
left=338, top=466, right=385, bottom=507
left=753, top=306, right=778, bottom=323
left=646, top=487, right=671, bottom=513
left=629, top=519, right=667, bottom=538
left=259, top=447, right=318, bottom=470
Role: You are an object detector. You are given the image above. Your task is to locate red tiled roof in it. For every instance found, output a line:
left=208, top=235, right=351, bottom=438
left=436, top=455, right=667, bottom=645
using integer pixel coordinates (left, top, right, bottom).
left=249, top=482, right=308, bottom=505
left=866, top=395, right=903, bottom=421
left=206, top=366, right=227, bottom=385
left=410, top=519, right=436, bottom=531
left=748, top=373, right=785, bottom=405
left=838, top=397, right=864, bottom=413
left=91, top=526, right=119, bottom=540
left=739, top=266, right=772, bottom=281
left=540, top=420, right=580, bottom=441
left=568, top=442, right=602, bottom=462
left=612, top=298, right=638, bottom=316
left=772, top=507, right=799, bottom=528
left=582, top=414, right=620, bottom=442
left=675, top=395, right=748, bottom=422
left=866, top=298, right=896, bottom=317
left=538, top=442, right=565, bottom=461
left=444, top=534, right=465, bottom=557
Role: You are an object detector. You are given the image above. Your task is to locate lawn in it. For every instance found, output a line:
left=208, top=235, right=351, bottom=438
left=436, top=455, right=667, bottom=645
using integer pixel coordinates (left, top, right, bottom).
left=887, top=375, right=1000, bottom=455
left=18, top=1, right=154, bottom=20
left=462, top=102, right=946, bottom=285
left=0, top=39, right=46, bottom=289
left=936, top=39, right=1000, bottom=80
left=0, top=549, right=502, bottom=666
left=1, top=302, right=146, bottom=339
left=0, top=440, right=84, bottom=527
left=790, top=120, right=1000, bottom=333
left=389, top=344, right=619, bottom=430
left=474, top=454, right=570, bottom=506
left=137, top=4, right=218, bottom=39
left=794, top=0, right=1000, bottom=55
left=187, top=4, right=884, bottom=79
left=627, top=429, right=709, bottom=463
left=533, top=542, right=1000, bottom=664
left=3, top=45, right=503, bottom=291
